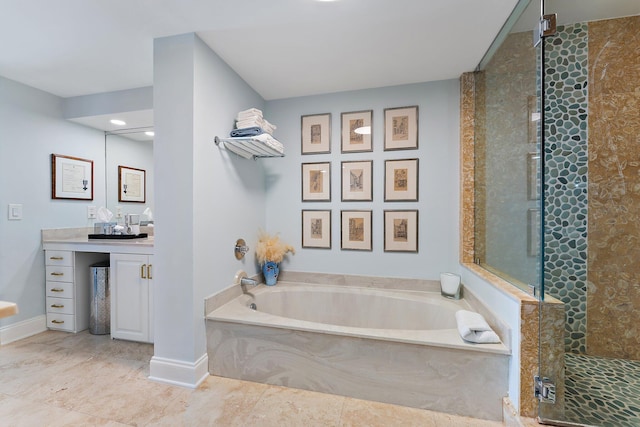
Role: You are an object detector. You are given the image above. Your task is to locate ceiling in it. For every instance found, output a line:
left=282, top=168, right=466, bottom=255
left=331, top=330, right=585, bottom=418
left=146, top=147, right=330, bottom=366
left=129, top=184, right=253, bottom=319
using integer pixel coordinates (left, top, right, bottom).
left=0, top=0, right=521, bottom=103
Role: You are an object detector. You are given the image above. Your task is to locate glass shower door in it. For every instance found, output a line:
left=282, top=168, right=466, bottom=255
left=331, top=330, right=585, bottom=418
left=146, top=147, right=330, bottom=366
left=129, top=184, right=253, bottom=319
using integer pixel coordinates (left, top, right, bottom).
left=539, top=1, right=640, bottom=425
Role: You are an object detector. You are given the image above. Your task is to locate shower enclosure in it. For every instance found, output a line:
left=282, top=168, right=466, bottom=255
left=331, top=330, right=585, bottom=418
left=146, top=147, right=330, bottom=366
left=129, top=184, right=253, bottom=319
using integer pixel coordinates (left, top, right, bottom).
left=474, top=0, right=640, bottom=425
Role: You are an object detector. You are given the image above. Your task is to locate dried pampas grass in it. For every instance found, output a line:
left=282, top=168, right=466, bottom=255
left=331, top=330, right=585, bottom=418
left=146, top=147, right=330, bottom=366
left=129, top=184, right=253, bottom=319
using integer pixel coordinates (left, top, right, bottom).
left=255, top=230, right=295, bottom=265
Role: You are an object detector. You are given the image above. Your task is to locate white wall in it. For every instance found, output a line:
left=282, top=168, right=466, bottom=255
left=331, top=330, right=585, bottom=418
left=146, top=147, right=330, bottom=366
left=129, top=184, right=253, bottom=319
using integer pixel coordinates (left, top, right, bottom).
left=0, top=76, right=105, bottom=329
left=264, top=81, right=461, bottom=279
left=151, top=33, right=266, bottom=386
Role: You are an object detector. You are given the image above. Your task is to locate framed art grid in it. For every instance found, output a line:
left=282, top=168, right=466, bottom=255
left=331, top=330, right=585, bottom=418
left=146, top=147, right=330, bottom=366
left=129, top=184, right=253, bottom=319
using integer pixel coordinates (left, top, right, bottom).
left=301, top=113, right=331, bottom=154
left=384, top=210, right=418, bottom=252
left=302, top=162, right=331, bottom=202
left=341, top=110, right=373, bottom=153
left=341, top=160, right=373, bottom=201
left=384, top=158, right=418, bottom=202
left=302, top=210, right=331, bottom=249
left=341, top=210, right=372, bottom=251
left=384, top=106, right=418, bottom=150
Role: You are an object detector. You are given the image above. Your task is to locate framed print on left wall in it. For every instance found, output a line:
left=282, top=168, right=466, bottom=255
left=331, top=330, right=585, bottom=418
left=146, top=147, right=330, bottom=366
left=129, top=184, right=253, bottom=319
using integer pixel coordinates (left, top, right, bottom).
left=51, top=153, right=94, bottom=200
left=118, top=165, right=146, bottom=203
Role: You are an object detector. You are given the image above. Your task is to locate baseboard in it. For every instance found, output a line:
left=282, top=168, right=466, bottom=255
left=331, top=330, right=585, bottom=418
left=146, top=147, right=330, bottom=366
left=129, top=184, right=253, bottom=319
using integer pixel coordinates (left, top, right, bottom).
left=0, top=315, right=47, bottom=345
left=148, top=352, right=209, bottom=389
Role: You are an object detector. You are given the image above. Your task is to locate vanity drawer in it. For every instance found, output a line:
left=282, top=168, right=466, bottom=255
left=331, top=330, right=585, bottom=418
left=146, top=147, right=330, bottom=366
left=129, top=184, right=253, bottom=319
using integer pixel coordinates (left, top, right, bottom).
left=46, top=296, right=74, bottom=315
left=47, top=313, right=75, bottom=332
left=46, top=281, right=74, bottom=299
left=45, top=266, right=74, bottom=282
left=45, top=250, right=73, bottom=267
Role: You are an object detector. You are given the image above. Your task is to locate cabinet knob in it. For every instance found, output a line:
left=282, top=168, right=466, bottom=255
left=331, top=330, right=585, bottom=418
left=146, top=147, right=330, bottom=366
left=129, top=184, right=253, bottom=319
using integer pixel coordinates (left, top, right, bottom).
left=51, top=304, right=65, bottom=308
left=141, top=264, right=147, bottom=279
left=51, top=320, right=65, bottom=324
left=51, top=288, right=64, bottom=293
left=147, top=264, right=152, bottom=280
left=50, top=256, right=64, bottom=260
left=50, top=272, right=64, bottom=276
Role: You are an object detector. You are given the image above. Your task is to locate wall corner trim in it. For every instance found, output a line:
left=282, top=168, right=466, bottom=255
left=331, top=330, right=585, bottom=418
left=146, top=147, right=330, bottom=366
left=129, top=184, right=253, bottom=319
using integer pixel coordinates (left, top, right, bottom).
left=149, top=353, right=209, bottom=389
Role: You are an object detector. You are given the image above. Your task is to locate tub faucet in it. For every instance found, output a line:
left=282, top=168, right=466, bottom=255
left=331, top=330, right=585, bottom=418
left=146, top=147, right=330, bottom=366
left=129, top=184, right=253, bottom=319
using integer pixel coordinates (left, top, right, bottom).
left=235, top=270, right=259, bottom=294
left=241, top=277, right=257, bottom=287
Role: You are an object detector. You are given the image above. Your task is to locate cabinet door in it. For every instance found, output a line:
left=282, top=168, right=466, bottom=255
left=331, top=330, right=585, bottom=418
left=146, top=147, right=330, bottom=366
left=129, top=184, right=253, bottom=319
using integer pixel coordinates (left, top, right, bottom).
left=110, top=253, right=151, bottom=343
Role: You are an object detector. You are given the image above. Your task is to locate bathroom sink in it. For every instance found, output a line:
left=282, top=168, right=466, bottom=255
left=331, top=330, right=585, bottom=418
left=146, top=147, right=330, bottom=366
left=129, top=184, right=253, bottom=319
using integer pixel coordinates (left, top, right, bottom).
left=88, top=233, right=149, bottom=240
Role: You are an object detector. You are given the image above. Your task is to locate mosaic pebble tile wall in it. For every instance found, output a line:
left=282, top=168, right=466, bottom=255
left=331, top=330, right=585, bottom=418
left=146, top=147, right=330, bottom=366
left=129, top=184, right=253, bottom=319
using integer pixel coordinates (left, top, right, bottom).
left=545, top=16, right=640, bottom=359
left=543, top=22, right=589, bottom=354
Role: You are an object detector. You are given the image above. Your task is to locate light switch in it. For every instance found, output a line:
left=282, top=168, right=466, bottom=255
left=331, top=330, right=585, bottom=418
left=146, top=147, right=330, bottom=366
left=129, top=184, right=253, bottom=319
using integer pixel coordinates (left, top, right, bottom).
left=87, top=205, right=97, bottom=219
left=116, top=206, right=123, bottom=219
left=8, top=204, right=22, bottom=220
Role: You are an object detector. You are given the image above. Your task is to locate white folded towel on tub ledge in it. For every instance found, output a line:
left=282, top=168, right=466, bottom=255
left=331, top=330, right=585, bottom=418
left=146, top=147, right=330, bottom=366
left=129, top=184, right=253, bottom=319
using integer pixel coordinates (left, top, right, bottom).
left=455, top=310, right=501, bottom=344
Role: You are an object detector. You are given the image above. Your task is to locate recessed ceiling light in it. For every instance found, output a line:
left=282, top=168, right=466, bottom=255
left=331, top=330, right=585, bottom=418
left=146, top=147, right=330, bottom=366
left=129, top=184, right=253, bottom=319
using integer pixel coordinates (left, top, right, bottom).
left=110, top=119, right=126, bottom=126
left=145, top=131, right=155, bottom=137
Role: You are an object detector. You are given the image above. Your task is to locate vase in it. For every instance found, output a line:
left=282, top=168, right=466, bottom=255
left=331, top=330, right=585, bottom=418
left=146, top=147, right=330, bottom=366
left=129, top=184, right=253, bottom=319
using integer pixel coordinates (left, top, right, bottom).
left=262, top=261, right=279, bottom=286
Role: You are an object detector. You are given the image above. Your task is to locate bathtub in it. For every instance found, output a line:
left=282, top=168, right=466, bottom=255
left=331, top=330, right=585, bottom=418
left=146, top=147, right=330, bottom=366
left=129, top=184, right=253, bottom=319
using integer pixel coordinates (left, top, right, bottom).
left=205, top=279, right=510, bottom=421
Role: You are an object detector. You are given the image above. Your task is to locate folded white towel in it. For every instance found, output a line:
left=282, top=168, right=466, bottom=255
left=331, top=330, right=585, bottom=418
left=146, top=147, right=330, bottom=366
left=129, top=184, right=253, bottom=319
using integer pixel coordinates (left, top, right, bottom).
left=455, top=310, right=501, bottom=344
left=254, top=133, right=284, bottom=153
left=236, top=108, right=263, bottom=120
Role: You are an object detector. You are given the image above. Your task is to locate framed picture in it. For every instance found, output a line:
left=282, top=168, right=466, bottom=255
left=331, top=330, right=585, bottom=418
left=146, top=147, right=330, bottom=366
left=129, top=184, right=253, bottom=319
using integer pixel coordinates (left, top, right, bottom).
left=51, top=154, right=94, bottom=200
left=384, top=158, right=418, bottom=201
left=384, top=106, right=418, bottom=150
left=302, top=210, right=331, bottom=249
left=341, top=160, right=373, bottom=201
left=302, top=162, right=331, bottom=201
left=341, top=210, right=372, bottom=251
left=527, top=152, right=540, bottom=200
left=301, top=113, right=331, bottom=154
left=118, top=165, right=146, bottom=203
left=527, top=208, right=541, bottom=257
left=384, top=210, right=418, bottom=253
left=341, top=110, right=373, bottom=153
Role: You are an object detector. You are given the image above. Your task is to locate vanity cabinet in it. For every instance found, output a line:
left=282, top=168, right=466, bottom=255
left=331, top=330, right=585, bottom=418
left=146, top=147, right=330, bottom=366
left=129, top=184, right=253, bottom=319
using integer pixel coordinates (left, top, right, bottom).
left=45, top=250, right=108, bottom=332
left=110, top=253, right=154, bottom=343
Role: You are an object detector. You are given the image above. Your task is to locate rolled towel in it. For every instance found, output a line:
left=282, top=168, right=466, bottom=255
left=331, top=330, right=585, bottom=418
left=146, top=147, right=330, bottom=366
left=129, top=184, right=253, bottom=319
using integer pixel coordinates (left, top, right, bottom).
left=230, top=126, right=264, bottom=138
left=455, top=310, right=500, bottom=344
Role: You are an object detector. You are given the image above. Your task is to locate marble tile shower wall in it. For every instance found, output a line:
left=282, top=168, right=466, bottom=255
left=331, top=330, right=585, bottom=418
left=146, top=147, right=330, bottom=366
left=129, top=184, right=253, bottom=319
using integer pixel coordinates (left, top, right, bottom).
left=543, top=23, right=589, bottom=353
left=586, top=16, right=640, bottom=360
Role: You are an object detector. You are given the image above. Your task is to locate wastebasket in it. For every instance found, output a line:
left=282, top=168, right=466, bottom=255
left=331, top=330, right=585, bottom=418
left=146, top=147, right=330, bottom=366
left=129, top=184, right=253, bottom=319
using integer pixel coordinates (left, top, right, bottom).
left=89, top=261, right=110, bottom=335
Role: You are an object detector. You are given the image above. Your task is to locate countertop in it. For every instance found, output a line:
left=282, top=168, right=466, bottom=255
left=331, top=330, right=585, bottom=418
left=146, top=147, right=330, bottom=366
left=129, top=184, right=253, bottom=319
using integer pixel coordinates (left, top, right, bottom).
left=42, top=227, right=154, bottom=254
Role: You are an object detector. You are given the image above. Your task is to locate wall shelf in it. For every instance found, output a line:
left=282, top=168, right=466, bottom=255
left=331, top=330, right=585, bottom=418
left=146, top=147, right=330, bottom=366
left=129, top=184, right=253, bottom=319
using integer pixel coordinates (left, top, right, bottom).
left=214, top=136, right=284, bottom=160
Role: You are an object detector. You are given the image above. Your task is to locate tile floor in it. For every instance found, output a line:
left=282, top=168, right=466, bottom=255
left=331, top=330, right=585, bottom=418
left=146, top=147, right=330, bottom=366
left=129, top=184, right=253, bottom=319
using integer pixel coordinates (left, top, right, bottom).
left=565, top=353, right=640, bottom=426
left=0, top=331, right=504, bottom=426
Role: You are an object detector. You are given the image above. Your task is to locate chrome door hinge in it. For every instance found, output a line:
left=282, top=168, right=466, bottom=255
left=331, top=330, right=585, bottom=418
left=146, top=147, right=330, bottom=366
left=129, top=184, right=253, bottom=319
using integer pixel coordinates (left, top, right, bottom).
left=533, top=13, right=558, bottom=46
left=534, top=375, right=556, bottom=403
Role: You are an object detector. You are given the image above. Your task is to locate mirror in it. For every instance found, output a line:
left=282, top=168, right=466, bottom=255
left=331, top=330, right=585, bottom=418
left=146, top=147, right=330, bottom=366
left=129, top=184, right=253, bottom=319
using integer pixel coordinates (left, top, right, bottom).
left=105, top=128, right=154, bottom=222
